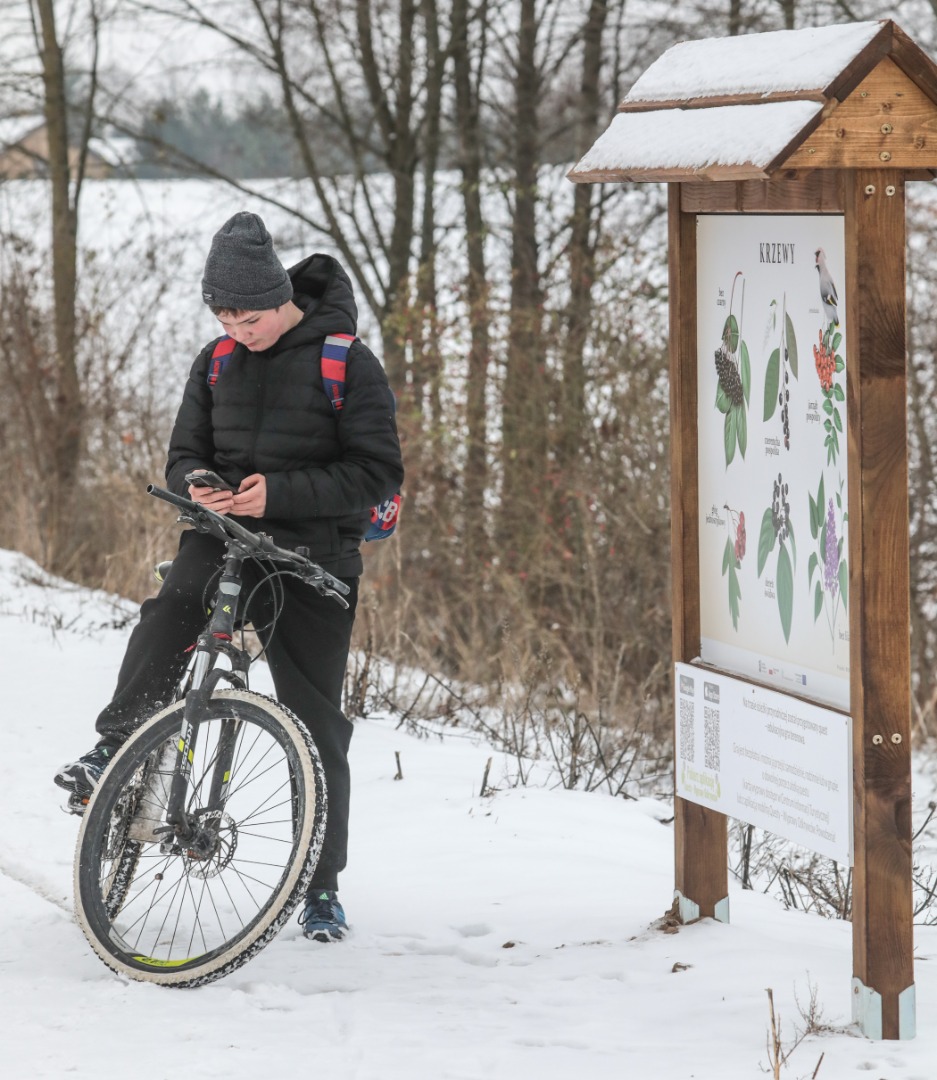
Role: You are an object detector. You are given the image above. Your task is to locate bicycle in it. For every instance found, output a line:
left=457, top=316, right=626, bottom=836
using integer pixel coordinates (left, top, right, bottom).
left=73, top=484, right=350, bottom=987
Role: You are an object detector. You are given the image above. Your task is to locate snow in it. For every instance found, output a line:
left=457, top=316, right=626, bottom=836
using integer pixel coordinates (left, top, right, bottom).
left=3, top=546, right=937, bottom=1077
left=570, top=100, right=822, bottom=175
left=570, top=20, right=897, bottom=177
left=624, top=21, right=885, bottom=103
left=0, top=115, right=44, bottom=148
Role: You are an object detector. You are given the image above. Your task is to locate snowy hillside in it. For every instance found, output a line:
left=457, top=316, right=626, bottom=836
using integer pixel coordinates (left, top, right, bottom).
left=1, top=547, right=936, bottom=1079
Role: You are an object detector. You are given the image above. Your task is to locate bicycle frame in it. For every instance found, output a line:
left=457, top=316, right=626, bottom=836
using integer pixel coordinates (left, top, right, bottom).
left=142, top=484, right=349, bottom=858
left=163, top=542, right=254, bottom=852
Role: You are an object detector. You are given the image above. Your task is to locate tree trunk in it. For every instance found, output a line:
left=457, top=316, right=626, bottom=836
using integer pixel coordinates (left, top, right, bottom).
left=357, top=0, right=417, bottom=387
left=776, top=0, right=796, bottom=30
left=34, top=0, right=83, bottom=567
left=452, top=0, right=491, bottom=560
left=412, top=0, right=445, bottom=507
left=558, top=0, right=610, bottom=475
left=501, top=0, right=545, bottom=564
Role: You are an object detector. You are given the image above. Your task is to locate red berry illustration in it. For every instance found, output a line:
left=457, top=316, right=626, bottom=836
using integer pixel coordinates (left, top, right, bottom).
left=813, top=330, right=835, bottom=393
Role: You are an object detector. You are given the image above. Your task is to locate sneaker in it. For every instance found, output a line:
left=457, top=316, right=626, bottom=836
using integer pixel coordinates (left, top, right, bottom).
left=54, top=745, right=115, bottom=809
left=299, top=890, right=349, bottom=942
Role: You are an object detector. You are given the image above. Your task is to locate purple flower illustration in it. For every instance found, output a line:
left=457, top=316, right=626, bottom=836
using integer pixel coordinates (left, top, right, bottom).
left=824, top=498, right=839, bottom=599
left=809, top=478, right=847, bottom=646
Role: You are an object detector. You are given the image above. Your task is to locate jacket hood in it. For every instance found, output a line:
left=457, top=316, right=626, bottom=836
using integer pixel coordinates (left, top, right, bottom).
left=284, top=253, right=358, bottom=345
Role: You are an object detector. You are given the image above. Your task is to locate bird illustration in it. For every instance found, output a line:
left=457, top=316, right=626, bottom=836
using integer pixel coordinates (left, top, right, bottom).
left=814, top=247, right=839, bottom=327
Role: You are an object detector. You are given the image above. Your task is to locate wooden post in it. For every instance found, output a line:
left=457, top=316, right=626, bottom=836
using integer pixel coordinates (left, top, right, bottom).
left=844, top=170, right=915, bottom=1039
left=669, top=183, right=729, bottom=922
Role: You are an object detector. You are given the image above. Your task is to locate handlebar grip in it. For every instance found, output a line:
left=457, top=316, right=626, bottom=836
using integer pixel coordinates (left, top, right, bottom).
left=148, top=484, right=254, bottom=546
left=147, top=484, right=197, bottom=512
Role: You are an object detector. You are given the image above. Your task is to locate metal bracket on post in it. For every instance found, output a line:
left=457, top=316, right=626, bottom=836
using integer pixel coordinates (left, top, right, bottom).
left=852, top=978, right=881, bottom=1040
left=852, top=978, right=916, bottom=1040
left=674, top=890, right=699, bottom=923
left=899, top=984, right=917, bottom=1040
left=674, top=890, right=729, bottom=924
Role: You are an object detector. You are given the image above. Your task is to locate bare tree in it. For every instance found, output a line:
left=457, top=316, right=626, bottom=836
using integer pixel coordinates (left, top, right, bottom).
left=451, top=0, right=491, bottom=559
left=499, top=0, right=547, bottom=563
left=412, top=0, right=445, bottom=483
left=556, top=0, right=610, bottom=473
left=135, top=0, right=439, bottom=387
left=24, top=0, right=101, bottom=567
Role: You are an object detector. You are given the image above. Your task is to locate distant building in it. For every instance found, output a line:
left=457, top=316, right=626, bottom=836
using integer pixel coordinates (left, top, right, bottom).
left=0, top=115, right=136, bottom=180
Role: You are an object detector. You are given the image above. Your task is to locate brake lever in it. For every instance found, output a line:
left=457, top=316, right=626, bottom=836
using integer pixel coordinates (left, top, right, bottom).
left=320, top=586, right=350, bottom=610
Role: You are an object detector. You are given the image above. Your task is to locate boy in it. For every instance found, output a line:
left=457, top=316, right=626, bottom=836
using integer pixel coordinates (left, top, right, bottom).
left=55, top=211, right=403, bottom=941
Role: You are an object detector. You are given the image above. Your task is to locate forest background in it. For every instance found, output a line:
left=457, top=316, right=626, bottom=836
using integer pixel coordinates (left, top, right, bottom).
left=2, top=0, right=937, bottom=809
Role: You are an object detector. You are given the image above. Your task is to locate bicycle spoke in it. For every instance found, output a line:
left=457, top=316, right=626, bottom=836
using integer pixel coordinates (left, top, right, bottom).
left=76, top=690, right=323, bottom=984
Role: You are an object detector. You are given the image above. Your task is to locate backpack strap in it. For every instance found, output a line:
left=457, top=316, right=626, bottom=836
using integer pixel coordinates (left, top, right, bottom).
left=321, top=333, right=401, bottom=542
left=207, top=335, right=236, bottom=387
left=320, top=333, right=356, bottom=411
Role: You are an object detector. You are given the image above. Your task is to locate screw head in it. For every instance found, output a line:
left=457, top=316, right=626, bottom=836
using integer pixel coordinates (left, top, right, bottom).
left=872, top=734, right=884, bottom=745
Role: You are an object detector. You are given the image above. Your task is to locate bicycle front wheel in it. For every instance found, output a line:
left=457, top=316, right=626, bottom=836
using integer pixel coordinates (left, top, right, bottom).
left=74, top=689, right=326, bottom=987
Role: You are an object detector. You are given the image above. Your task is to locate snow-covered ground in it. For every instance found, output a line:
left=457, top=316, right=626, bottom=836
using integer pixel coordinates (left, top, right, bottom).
left=1, top=547, right=936, bottom=1079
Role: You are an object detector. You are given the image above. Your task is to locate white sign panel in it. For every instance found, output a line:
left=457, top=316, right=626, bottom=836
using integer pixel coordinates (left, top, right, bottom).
left=696, top=215, right=849, bottom=710
left=675, top=662, right=852, bottom=865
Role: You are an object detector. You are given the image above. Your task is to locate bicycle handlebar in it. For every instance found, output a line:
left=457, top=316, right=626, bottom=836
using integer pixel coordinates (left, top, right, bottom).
left=146, top=485, right=351, bottom=604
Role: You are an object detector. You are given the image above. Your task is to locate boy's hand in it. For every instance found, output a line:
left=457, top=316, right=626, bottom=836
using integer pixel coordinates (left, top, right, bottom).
left=187, top=474, right=235, bottom=515
left=232, top=474, right=267, bottom=518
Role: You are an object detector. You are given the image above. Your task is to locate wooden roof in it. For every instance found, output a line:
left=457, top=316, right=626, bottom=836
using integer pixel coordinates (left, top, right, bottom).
left=570, top=20, right=937, bottom=183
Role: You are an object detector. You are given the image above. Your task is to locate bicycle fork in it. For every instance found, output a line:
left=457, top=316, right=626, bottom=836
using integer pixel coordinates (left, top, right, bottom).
left=136, top=550, right=251, bottom=853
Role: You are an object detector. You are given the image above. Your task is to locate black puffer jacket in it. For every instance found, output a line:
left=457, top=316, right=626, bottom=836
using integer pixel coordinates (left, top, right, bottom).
left=166, top=254, right=403, bottom=577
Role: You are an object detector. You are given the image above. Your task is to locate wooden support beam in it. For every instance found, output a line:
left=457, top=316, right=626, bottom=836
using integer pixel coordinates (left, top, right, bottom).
left=681, top=171, right=845, bottom=213
left=668, top=183, right=728, bottom=922
left=844, top=170, right=915, bottom=1040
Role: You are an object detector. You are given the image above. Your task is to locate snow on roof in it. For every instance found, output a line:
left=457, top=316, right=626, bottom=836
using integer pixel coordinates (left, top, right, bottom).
left=571, top=100, right=823, bottom=176
left=625, top=20, right=883, bottom=103
left=0, top=115, right=44, bottom=149
left=87, top=134, right=140, bottom=167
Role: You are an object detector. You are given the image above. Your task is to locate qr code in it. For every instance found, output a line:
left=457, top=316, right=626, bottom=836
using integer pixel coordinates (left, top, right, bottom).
left=679, top=697, right=695, bottom=763
left=704, top=706, right=720, bottom=771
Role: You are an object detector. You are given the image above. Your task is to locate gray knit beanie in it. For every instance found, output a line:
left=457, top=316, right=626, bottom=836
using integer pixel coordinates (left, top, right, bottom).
left=201, top=211, right=293, bottom=310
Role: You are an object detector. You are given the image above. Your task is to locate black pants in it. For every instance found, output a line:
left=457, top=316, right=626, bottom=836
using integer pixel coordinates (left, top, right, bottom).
left=95, top=529, right=358, bottom=892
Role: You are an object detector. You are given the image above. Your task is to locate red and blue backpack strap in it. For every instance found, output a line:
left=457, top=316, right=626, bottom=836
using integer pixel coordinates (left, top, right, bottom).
left=321, top=333, right=401, bottom=542
left=321, top=333, right=355, bottom=411
left=207, top=335, right=236, bottom=387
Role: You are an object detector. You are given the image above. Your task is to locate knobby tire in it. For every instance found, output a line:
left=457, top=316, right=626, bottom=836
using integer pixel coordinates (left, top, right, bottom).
left=74, top=689, right=326, bottom=987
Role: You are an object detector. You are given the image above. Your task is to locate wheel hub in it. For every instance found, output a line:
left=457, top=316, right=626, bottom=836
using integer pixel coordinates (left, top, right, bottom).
left=185, top=811, right=237, bottom=878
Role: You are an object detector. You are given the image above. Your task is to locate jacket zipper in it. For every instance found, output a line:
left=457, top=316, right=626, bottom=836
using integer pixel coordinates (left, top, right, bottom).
left=250, top=355, right=269, bottom=466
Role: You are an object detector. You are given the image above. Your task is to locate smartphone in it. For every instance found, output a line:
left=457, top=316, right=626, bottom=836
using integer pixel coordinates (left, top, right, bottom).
left=185, top=470, right=236, bottom=493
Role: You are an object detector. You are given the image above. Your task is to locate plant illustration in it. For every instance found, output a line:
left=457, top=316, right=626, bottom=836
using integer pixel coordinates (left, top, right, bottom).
left=762, top=293, right=798, bottom=450
left=813, top=248, right=845, bottom=467
left=808, top=474, right=848, bottom=646
left=813, top=326, right=845, bottom=466
left=714, top=271, right=751, bottom=468
left=722, top=504, right=746, bottom=630
left=757, top=472, right=796, bottom=643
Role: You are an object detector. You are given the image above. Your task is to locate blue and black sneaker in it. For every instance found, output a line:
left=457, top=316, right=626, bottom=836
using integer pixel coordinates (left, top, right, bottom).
left=299, top=889, right=349, bottom=942
left=54, top=745, right=115, bottom=813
